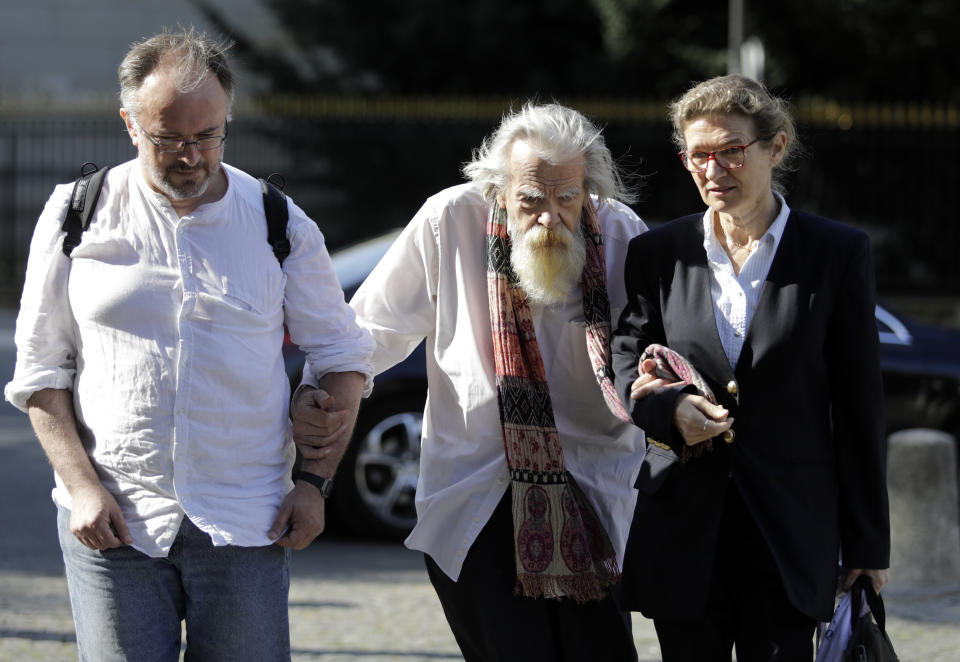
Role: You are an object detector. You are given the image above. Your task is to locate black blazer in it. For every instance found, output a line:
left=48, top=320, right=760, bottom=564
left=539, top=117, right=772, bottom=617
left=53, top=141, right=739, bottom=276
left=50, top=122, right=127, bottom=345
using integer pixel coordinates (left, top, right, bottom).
left=611, top=210, right=890, bottom=622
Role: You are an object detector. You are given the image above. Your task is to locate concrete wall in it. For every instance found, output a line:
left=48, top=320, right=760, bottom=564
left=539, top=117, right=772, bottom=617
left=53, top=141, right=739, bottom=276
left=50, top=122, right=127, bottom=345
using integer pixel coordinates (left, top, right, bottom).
left=0, top=0, right=282, bottom=107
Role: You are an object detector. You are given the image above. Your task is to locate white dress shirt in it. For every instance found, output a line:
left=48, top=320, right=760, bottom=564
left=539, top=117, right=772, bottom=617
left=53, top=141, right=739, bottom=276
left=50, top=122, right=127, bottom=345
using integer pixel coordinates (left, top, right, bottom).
left=703, top=193, right=791, bottom=369
left=346, top=183, right=647, bottom=581
left=5, top=159, right=375, bottom=557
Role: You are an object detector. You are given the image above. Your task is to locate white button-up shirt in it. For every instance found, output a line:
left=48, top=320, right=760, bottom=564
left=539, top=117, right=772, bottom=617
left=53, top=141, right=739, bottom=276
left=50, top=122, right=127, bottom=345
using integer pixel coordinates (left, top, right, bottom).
left=703, top=193, right=790, bottom=369
left=5, top=160, right=375, bottom=557
left=346, top=183, right=647, bottom=581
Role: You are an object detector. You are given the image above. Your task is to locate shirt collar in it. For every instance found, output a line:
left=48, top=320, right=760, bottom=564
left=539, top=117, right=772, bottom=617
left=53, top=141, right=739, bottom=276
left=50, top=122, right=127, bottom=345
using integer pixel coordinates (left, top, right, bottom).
left=133, top=160, right=233, bottom=219
left=701, top=191, right=791, bottom=260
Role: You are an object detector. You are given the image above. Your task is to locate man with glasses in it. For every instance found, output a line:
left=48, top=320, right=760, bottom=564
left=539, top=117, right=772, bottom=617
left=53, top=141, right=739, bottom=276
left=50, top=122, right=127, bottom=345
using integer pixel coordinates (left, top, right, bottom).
left=4, top=28, right=374, bottom=661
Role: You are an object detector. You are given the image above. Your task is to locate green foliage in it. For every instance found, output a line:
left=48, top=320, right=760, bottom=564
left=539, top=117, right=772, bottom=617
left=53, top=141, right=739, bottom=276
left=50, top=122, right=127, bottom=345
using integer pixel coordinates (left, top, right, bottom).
left=186, top=0, right=960, bottom=295
left=191, top=0, right=960, bottom=101
left=753, top=0, right=960, bottom=100
left=193, top=0, right=730, bottom=99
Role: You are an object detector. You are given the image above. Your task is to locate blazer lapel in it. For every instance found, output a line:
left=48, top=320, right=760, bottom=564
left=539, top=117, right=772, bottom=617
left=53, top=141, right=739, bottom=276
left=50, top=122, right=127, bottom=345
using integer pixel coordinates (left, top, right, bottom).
left=737, top=212, right=802, bottom=376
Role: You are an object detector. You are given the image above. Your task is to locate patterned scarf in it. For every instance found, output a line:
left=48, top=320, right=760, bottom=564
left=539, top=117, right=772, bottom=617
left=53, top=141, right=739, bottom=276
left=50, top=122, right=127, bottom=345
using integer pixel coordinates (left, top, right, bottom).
left=486, top=199, right=629, bottom=603
left=640, top=343, right=717, bottom=462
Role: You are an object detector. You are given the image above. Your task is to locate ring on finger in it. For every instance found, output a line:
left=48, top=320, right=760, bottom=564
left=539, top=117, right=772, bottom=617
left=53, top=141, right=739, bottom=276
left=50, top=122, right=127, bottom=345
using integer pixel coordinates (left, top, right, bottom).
left=702, top=419, right=709, bottom=432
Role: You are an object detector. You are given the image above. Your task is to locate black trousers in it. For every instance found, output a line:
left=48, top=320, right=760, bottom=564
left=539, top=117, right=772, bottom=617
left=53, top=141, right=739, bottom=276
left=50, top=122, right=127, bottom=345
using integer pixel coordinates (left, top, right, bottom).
left=653, top=484, right=817, bottom=662
left=425, top=490, right=638, bottom=662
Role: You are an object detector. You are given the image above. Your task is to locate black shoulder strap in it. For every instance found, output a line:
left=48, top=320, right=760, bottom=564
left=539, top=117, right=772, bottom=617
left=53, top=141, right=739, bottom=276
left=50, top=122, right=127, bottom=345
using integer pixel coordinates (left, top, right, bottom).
left=62, top=164, right=290, bottom=265
left=62, top=163, right=110, bottom=257
left=260, top=173, right=290, bottom=266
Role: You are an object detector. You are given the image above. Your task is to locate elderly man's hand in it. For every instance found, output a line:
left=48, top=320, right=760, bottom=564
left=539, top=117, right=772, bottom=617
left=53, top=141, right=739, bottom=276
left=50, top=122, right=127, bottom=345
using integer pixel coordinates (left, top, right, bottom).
left=630, top=358, right=685, bottom=401
left=292, top=386, right=353, bottom=461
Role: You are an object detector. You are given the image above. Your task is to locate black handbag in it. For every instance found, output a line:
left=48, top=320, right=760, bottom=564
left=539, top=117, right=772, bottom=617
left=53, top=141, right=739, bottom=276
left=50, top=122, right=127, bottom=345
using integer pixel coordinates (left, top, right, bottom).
left=844, top=575, right=899, bottom=662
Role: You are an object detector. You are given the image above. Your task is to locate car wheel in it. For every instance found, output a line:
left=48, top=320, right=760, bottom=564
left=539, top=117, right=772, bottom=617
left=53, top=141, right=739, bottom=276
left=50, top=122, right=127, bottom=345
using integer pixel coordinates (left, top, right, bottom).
left=333, top=384, right=424, bottom=539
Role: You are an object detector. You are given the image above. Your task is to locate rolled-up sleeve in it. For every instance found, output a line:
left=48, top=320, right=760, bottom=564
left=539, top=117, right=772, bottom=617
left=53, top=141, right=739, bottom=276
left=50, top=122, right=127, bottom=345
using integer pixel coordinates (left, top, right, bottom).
left=5, top=184, right=79, bottom=412
left=281, top=201, right=376, bottom=394
left=349, top=200, right=439, bottom=376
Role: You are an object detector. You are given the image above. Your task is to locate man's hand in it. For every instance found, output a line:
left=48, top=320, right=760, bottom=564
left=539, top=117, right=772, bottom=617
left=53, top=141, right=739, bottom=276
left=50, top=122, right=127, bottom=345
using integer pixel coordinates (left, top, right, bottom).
left=843, top=567, right=890, bottom=594
left=69, top=482, right=133, bottom=550
left=293, top=371, right=365, bottom=480
left=292, top=387, right=353, bottom=461
left=673, top=393, right=732, bottom=446
left=279, top=371, right=364, bottom=549
left=26, top=388, right=132, bottom=550
left=268, top=481, right=326, bottom=550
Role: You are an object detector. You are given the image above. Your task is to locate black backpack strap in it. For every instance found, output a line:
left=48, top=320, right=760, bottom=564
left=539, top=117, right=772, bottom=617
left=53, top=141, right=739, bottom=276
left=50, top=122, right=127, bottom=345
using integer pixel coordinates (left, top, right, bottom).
left=62, top=163, right=110, bottom=257
left=260, top=173, right=290, bottom=266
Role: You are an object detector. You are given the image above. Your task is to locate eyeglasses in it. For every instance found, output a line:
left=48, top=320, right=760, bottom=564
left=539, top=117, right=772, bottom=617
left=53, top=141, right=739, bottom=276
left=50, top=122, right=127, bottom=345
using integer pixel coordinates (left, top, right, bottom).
left=137, top=122, right=228, bottom=153
left=678, top=136, right=768, bottom=173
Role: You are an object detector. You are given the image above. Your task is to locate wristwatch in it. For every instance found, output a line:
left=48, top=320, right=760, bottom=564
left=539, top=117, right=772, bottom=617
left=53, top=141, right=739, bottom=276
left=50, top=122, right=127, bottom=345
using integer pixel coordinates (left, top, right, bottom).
left=296, top=471, right=334, bottom=498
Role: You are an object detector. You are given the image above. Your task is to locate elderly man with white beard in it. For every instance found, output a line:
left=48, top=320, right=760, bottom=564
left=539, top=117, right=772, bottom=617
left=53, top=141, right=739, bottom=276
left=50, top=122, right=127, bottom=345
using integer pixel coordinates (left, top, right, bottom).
left=294, top=102, right=648, bottom=661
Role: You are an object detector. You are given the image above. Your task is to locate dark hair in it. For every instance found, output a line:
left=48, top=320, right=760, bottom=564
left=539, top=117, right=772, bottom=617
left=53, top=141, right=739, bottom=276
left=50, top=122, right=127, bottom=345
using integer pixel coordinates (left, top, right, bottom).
left=118, top=27, right=235, bottom=120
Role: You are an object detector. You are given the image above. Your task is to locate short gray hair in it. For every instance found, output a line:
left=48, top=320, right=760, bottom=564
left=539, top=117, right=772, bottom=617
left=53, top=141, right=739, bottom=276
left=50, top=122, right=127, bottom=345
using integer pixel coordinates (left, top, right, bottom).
left=463, top=102, right=635, bottom=205
left=118, top=27, right=235, bottom=120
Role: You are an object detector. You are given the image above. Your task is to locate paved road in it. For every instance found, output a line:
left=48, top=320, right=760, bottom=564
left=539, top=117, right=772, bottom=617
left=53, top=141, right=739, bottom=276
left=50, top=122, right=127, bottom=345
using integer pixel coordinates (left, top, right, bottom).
left=1, top=308, right=959, bottom=661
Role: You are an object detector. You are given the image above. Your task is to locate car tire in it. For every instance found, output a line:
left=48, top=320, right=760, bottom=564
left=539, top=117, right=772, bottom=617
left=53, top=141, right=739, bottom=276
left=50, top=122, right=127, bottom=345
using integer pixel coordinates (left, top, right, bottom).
left=333, top=382, right=425, bottom=539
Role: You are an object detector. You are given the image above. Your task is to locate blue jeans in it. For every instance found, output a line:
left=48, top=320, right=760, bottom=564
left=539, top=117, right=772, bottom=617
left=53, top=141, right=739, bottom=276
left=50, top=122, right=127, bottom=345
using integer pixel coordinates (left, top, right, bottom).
left=58, top=506, right=291, bottom=662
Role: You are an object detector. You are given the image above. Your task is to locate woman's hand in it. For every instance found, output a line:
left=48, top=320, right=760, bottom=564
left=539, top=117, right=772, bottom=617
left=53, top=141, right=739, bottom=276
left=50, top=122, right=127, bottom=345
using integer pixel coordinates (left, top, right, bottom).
left=843, top=568, right=889, bottom=594
left=674, top=393, right=732, bottom=446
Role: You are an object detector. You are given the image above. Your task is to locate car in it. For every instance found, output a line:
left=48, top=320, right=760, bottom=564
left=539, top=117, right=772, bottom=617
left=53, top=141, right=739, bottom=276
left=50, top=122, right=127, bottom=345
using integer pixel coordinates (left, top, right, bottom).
left=288, top=229, right=960, bottom=539
left=875, top=303, right=960, bottom=449
left=284, top=230, right=425, bottom=539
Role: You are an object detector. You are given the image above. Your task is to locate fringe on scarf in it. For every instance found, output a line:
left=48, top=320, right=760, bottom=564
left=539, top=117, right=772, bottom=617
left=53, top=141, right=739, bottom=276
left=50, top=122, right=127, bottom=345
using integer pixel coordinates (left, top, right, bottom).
left=487, top=201, right=624, bottom=603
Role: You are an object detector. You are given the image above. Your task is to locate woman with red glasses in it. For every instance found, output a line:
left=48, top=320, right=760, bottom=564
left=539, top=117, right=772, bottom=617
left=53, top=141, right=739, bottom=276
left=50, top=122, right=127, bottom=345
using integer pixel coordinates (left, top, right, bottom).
left=611, top=74, right=890, bottom=662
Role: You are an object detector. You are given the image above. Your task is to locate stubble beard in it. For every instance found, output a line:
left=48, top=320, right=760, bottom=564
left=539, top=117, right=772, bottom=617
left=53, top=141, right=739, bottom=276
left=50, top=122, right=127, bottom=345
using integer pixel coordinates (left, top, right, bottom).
left=508, top=218, right=586, bottom=306
left=144, top=155, right=219, bottom=202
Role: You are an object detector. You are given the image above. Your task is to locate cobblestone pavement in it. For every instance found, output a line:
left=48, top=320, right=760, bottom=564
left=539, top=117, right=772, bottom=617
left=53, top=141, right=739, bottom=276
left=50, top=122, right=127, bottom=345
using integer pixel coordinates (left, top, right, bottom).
left=3, top=539, right=960, bottom=661
left=3, top=308, right=960, bottom=661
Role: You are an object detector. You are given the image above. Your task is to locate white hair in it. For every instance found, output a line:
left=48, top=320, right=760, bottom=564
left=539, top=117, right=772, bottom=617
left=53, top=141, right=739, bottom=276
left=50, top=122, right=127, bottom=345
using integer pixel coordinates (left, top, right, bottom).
left=463, top=102, right=635, bottom=205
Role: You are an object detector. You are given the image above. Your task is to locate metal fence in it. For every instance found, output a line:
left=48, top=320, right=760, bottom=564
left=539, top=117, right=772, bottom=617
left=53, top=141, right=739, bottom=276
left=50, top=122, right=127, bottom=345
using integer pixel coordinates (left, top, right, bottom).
left=1, top=100, right=958, bottom=309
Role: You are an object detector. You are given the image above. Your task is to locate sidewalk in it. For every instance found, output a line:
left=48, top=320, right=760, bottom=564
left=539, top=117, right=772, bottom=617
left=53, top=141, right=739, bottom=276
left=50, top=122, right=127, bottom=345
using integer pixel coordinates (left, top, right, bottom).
left=2, top=539, right=960, bottom=661
left=2, top=305, right=960, bottom=661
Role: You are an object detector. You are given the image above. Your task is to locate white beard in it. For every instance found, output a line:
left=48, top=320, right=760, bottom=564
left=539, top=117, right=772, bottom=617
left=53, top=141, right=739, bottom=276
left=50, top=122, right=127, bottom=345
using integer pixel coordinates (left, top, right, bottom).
left=508, top=219, right=586, bottom=306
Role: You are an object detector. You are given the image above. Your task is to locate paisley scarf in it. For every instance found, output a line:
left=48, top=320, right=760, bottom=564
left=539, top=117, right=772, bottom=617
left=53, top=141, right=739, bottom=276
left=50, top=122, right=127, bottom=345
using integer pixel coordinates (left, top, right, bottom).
left=641, top=343, right=718, bottom=461
left=486, top=199, right=629, bottom=602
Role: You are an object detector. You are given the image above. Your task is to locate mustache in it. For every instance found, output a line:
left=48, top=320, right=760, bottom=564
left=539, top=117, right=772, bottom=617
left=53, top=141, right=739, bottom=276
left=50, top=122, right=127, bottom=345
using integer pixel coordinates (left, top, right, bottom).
left=169, top=163, right=206, bottom=173
left=522, top=224, right=575, bottom=249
